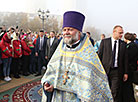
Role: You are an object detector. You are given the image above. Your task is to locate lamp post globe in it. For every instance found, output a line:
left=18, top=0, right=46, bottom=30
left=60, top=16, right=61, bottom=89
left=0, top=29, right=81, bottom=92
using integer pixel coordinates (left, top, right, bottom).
left=38, top=9, right=50, bottom=31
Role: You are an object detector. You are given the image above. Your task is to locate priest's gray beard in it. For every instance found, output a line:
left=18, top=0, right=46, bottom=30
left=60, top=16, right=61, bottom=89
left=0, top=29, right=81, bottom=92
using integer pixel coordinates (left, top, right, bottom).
left=63, top=32, right=79, bottom=46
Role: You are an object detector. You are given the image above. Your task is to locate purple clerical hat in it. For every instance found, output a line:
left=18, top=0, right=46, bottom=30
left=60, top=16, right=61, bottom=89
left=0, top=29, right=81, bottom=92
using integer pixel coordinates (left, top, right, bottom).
left=63, top=11, right=85, bottom=32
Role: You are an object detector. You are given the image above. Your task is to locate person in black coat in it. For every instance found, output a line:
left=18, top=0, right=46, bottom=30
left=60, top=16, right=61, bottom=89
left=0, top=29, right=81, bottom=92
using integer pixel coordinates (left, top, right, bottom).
left=133, top=33, right=138, bottom=45
left=123, top=32, right=138, bottom=102
left=45, top=31, right=60, bottom=63
left=0, top=25, right=6, bottom=40
left=35, top=30, right=47, bottom=76
left=98, top=25, right=128, bottom=102
left=86, top=32, right=94, bottom=46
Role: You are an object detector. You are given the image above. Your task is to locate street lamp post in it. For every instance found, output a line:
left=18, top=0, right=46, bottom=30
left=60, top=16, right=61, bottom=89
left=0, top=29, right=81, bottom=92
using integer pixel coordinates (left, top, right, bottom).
left=38, top=9, right=50, bottom=31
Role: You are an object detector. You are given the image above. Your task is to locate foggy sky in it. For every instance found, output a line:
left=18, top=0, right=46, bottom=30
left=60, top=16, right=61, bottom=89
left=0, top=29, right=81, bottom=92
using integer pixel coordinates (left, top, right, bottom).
left=46, top=0, right=138, bottom=34
left=0, top=0, right=138, bottom=34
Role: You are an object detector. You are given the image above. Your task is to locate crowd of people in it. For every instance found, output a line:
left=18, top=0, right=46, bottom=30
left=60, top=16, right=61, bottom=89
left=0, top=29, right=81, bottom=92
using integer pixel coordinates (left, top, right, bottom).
left=0, top=11, right=138, bottom=102
left=0, top=26, right=62, bottom=81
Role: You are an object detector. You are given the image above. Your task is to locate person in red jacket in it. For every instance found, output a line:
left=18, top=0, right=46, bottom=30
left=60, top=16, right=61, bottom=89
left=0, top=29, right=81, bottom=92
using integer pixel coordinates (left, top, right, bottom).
left=11, top=32, right=22, bottom=78
left=0, top=27, right=14, bottom=81
left=21, top=34, right=31, bottom=76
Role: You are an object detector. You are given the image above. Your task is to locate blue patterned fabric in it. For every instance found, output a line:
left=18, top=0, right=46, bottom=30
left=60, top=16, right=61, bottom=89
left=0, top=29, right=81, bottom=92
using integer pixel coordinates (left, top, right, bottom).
left=41, top=33, right=113, bottom=102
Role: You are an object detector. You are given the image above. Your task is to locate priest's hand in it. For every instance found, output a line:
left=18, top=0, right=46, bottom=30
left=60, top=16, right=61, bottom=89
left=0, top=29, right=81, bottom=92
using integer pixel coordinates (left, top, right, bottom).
left=44, top=82, right=54, bottom=92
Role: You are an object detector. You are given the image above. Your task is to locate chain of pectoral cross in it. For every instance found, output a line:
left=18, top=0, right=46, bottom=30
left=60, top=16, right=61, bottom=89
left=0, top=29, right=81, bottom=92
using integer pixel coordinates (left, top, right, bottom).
left=62, top=46, right=76, bottom=85
left=62, top=47, right=70, bottom=85
left=62, top=46, right=74, bottom=85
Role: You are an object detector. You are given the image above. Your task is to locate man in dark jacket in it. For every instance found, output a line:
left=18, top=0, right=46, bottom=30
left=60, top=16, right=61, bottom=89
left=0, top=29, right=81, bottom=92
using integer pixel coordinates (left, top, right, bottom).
left=0, top=25, right=6, bottom=40
left=35, top=30, right=47, bottom=76
left=86, top=32, right=94, bottom=46
left=45, top=31, right=60, bottom=63
left=98, top=25, right=128, bottom=102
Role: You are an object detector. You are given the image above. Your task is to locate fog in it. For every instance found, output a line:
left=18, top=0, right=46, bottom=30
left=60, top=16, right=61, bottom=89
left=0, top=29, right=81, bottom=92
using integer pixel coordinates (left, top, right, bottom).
left=0, top=0, right=138, bottom=35
left=47, top=0, right=138, bottom=34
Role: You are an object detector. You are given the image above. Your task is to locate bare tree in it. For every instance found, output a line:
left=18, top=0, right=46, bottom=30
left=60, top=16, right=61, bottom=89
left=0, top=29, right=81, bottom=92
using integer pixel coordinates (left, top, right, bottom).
left=45, top=15, right=62, bottom=34
left=84, top=26, right=101, bottom=41
left=1, top=12, right=29, bottom=31
left=28, top=16, right=41, bottom=32
left=1, top=12, right=62, bottom=34
left=3, top=13, right=17, bottom=27
left=18, top=13, right=29, bottom=31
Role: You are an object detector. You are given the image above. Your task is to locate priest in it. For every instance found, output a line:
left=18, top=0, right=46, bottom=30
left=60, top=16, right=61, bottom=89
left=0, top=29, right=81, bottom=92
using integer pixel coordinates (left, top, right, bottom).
left=41, top=11, right=113, bottom=102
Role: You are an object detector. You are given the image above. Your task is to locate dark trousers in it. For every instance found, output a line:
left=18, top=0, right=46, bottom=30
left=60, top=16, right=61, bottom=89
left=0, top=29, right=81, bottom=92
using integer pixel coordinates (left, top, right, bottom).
left=108, top=68, right=122, bottom=102
left=0, top=64, right=3, bottom=78
left=22, top=55, right=30, bottom=74
left=0, top=50, right=2, bottom=78
left=38, top=51, right=46, bottom=74
left=123, top=73, right=136, bottom=102
left=2, top=57, right=12, bottom=77
left=29, top=55, right=37, bottom=73
left=12, top=58, right=20, bottom=76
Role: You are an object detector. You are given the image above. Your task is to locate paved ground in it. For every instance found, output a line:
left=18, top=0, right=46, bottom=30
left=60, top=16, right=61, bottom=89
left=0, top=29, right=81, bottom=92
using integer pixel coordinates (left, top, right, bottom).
left=0, top=74, right=138, bottom=101
left=0, top=74, right=42, bottom=93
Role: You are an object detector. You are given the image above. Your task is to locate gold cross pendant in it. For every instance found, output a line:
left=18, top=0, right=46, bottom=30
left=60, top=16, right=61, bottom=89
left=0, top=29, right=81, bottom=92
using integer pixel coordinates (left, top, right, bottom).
left=62, top=70, right=70, bottom=85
